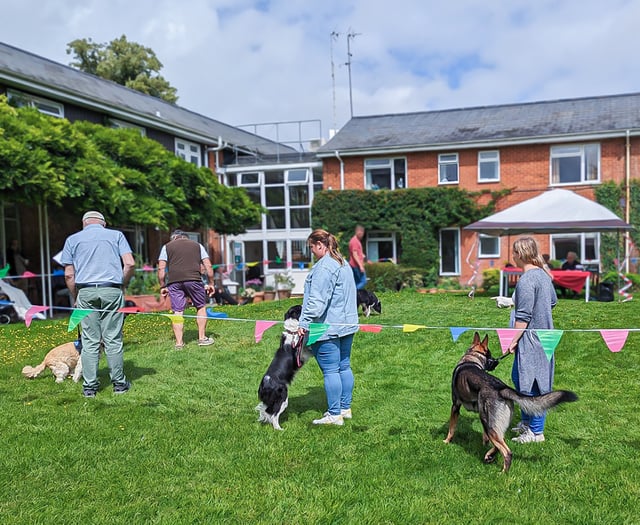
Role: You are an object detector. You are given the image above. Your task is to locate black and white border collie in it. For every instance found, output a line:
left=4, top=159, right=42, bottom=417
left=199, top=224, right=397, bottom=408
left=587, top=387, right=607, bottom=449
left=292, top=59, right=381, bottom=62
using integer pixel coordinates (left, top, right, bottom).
left=256, top=305, right=310, bottom=430
left=357, top=289, right=382, bottom=317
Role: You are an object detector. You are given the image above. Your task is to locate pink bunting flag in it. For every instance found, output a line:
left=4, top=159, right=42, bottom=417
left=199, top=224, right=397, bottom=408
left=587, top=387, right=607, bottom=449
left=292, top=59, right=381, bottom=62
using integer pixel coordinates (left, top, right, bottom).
left=22, top=271, right=37, bottom=278
left=24, top=305, right=50, bottom=328
left=359, top=324, right=382, bottom=333
left=600, top=330, right=629, bottom=353
left=255, top=320, right=278, bottom=343
left=118, top=306, right=142, bottom=314
left=496, top=328, right=521, bottom=354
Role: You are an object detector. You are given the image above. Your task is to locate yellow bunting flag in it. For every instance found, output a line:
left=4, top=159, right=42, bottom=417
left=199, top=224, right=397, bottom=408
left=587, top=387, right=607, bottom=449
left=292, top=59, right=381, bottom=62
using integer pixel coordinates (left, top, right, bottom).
left=402, top=324, right=426, bottom=333
left=165, top=314, right=184, bottom=324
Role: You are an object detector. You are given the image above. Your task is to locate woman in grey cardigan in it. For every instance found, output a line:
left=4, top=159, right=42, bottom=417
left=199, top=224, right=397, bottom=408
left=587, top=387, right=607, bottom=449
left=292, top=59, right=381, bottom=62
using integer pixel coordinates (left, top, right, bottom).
left=507, top=237, right=558, bottom=443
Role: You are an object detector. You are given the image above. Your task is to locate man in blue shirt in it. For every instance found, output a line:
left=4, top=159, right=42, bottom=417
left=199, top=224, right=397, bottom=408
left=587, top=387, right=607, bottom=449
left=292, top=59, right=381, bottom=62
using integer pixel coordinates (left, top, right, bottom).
left=61, top=211, right=136, bottom=398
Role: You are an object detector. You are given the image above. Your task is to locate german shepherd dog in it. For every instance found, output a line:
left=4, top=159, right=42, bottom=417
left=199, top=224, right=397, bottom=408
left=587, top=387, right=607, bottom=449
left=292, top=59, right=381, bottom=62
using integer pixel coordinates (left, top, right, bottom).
left=256, top=305, right=311, bottom=430
left=444, top=332, right=578, bottom=473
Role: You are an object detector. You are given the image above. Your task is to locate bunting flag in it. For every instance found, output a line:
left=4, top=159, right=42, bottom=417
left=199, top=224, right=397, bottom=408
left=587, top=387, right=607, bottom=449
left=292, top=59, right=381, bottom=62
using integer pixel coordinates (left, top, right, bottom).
left=536, top=329, right=564, bottom=361
left=359, top=324, right=383, bottom=333
left=0, top=265, right=10, bottom=279
left=24, top=305, right=50, bottom=328
left=275, top=256, right=282, bottom=263
left=0, top=299, right=12, bottom=306
left=254, top=321, right=278, bottom=343
left=164, top=313, right=184, bottom=324
left=600, top=330, right=629, bottom=353
left=52, top=268, right=64, bottom=276
left=246, top=261, right=259, bottom=267
left=306, top=323, right=330, bottom=345
left=118, top=306, right=142, bottom=314
left=496, top=328, right=522, bottom=354
left=403, top=324, right=426, bottom=333
left=450, top=327, right=468, bottom=342
left=67, top=309, right=94, bottom=331
left=21, top=271, right=37, bottom=278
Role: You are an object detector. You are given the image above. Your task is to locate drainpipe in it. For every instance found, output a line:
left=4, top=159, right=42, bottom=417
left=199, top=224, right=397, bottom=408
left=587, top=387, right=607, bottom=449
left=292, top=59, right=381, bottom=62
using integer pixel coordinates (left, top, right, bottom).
left=625, top=130, right=631, bottom=273
left=335, top=150, right=345, bottom=190
left=206, top=136, right=229, bottom=269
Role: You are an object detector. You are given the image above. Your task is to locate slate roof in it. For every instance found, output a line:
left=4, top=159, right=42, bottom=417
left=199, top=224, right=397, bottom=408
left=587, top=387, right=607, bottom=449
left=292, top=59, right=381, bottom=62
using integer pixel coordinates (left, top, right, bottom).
left=317, top=92, right=640, bottom=155
left=0, top=41, right=296, bottom=157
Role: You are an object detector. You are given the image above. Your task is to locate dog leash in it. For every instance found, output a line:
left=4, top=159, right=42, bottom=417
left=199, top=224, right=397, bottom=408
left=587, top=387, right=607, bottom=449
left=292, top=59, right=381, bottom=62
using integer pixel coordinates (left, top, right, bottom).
left=292, top=334, right=306, bottom=368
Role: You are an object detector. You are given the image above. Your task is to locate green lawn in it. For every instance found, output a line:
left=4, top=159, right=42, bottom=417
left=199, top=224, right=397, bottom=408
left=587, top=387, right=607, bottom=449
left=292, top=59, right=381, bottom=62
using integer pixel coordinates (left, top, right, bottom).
left=1, top=293, right=639, bottom=524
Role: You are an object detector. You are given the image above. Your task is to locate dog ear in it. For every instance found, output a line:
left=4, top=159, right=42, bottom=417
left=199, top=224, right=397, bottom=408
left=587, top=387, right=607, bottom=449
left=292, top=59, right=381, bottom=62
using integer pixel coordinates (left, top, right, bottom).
left=473, top=332, right=481, bottom=345
left=481, top=334, right=489, bottom=348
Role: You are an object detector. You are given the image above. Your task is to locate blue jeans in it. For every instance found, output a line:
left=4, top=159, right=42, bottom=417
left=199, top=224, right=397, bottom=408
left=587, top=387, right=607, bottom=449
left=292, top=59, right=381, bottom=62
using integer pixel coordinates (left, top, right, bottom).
left=311, top=334, right=355, bottom=415
left=512, top=359, right=545, bottom=434
left=351, top=266, right=367, bottom=290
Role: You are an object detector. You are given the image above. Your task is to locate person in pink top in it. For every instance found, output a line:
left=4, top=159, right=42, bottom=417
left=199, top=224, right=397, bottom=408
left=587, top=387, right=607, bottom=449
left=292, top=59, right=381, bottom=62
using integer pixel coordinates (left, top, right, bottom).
left=348, top=225, right=367, bottom=290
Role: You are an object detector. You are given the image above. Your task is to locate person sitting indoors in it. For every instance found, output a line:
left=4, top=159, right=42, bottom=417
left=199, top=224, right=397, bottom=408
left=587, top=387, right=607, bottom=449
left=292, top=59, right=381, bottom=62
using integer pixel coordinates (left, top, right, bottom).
left=559, top=251, right=581, bottom=298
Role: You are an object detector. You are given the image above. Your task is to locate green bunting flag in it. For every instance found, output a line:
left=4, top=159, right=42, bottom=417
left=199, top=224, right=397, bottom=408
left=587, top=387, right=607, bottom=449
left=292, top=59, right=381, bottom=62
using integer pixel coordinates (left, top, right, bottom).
left=67, top=309, right=94, bottom=331
left=0, top=264, right=10, bottom=279
left=536, top=329, right=564, bottom=361
left=306, top=323, right=330, bottom=345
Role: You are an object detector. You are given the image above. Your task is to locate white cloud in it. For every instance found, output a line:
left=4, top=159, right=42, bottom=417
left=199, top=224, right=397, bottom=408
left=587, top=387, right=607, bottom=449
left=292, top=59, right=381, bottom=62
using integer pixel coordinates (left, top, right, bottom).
left=2, top=0, right=640, bottom=142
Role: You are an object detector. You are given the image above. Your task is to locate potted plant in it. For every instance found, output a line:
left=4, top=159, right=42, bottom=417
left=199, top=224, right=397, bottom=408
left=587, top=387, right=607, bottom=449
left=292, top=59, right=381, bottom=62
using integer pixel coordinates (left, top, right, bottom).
left=125, top=266, right=171, bottom=312
left=263, top=285, right=276, bottom=301
left=274, top=272, right=295, bottom=300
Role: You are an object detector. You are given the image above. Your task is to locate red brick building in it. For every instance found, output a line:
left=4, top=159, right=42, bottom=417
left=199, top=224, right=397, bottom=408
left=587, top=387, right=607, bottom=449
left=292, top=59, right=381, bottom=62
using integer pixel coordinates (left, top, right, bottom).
left=316, top=94, right=639, bottom=284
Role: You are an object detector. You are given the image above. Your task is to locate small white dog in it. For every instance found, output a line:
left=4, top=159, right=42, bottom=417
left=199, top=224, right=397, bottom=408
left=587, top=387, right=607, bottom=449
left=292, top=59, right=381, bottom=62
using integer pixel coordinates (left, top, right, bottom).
left=22, top=341, right=82, bottom=383
left=491, top=296, right=515, bottom=308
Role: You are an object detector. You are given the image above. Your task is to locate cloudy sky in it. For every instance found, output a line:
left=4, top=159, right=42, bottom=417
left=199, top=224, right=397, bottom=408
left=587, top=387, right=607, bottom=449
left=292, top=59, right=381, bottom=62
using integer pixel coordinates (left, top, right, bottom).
left=2, top=0, right=639, bottom=144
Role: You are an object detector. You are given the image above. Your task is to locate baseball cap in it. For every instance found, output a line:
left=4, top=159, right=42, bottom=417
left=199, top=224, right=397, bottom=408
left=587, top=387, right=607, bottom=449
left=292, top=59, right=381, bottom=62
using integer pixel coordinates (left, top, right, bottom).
left=82, top=211, right=105, bottom=222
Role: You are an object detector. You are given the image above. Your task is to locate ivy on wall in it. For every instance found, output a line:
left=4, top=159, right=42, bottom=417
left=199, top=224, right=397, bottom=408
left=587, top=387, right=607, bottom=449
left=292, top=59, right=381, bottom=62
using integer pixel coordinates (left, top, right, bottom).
left=595, top=180, right=640, bottom=271
left=311, top=187, right=508, bottom=270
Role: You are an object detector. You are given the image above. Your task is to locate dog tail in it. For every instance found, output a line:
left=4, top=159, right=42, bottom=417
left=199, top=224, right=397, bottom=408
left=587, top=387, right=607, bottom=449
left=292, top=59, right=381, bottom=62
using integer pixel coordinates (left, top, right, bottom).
left=22, top=362, right=47, bottom=379
left=500, top=388, right=578, bottom=416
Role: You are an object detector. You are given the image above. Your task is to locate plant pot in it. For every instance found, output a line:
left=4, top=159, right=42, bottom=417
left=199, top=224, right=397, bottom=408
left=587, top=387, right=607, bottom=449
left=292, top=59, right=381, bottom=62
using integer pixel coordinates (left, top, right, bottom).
left=264, top=290, right=276, bottom=301
left=125, top=294, right=171, bottom=312
left=277, top=289, right=291, bottom=300
left=252, top=291, right=265, bottom=303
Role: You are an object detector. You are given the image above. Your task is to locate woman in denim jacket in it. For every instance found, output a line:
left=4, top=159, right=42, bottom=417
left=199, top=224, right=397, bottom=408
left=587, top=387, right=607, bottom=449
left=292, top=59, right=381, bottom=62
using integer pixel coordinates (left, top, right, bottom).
left=298, top=229, right=359, bottom=425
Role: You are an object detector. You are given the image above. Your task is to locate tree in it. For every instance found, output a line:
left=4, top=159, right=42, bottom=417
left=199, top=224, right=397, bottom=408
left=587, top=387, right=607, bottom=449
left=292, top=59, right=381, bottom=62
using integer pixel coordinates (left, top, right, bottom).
left=0, top=96, right=262, bottom=233
left=66, top=35, right=178, bottom=103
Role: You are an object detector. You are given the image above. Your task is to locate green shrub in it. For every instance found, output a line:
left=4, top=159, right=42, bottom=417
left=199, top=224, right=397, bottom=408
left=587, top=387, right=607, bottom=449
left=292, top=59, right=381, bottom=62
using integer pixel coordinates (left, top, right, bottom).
left=600, top=271, right=640, bottom=292
left=482, top=268, right=500, bottom=292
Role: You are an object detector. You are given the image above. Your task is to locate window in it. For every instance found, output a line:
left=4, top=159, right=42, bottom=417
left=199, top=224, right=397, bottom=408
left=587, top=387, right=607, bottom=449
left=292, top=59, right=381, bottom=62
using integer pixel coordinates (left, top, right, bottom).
left=7, top=89, right=64, bottom=118
left=478, top=234, right=500, bottom=258
left=551, top=233, right=599, bottom=266
left=439, top=228, right=460, bottom=275
left=366, top=231, right=397, bottom=262
left=175, top=139, right=202, bottom=167
left=439, top=153, right=459, bottom=184
left=364, top=158, right=406, bottom=189
left=551, top=144, right=600, bottom=185
left=109, top=118, right=146, bottom=136
left=292, top=240, right=311, bottom=268
left=478, top=151, right=500, bottom=182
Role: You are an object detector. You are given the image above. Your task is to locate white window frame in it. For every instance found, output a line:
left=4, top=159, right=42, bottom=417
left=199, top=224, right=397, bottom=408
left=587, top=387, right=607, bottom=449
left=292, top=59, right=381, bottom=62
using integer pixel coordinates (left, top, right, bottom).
left=7, top=89, right=64, bottom=118
left=175, top=138, right=202, bottom=167
left=439, top=228, right=460, bottom=275
left=109, top=118, right=146, bottom=136
left=286, top=168, right=309, bottom=184
left=478, top=234, right=500, bottom=258
left=438, top=153, right=459, bottom=184
left=238, top=172, right=261, bottom=186
left=478, top=150, right=500, bottom=182
left=550, top=144, right=600, bottom=185
left=366, top=231, right=398, bottom=263
left=364, top=158, right=406, bottom=190
left=550, top=233, right=600, bottom=268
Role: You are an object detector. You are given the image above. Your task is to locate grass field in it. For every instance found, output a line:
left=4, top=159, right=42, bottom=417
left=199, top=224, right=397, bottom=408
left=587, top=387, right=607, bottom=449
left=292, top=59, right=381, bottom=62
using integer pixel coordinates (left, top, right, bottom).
left=1, top=292, right=639, bottom=524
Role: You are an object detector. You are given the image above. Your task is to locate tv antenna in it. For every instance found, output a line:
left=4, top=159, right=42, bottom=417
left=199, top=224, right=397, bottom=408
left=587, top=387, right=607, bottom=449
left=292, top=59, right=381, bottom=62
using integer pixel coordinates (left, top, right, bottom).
left=346, top=29, right=360, bottom=118
left=330, top=31, right=339, bottom=132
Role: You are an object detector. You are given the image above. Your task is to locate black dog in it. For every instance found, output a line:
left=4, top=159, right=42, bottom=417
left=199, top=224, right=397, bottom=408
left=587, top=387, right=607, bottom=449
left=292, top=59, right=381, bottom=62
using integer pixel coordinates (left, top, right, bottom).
left=256, top=305, right=309, bottom=430
left=357, top=289, right=381, bottom=317
left=443, top=332, right=578, bottom=473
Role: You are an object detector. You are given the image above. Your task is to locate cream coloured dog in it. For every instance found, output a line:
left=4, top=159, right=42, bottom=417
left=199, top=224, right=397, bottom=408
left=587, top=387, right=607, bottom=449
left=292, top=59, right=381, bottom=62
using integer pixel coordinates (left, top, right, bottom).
left=22, top=341, right=82, bottom=383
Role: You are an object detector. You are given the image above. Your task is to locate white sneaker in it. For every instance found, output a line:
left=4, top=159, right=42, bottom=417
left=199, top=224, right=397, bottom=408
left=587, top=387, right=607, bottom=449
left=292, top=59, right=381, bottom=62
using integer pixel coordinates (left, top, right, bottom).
left=312, top=412, right=344, bottom=426
left=341, top=408, right=352, bottom=419
left=511, top=421, right=528, bottom=434
left=512, top=427, right=545, bottom=443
